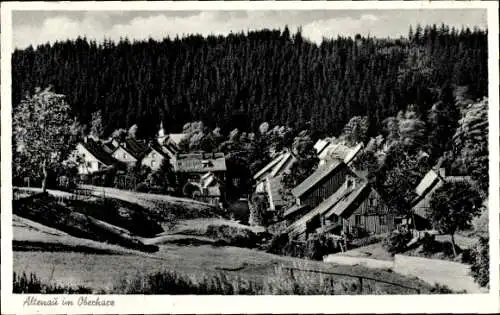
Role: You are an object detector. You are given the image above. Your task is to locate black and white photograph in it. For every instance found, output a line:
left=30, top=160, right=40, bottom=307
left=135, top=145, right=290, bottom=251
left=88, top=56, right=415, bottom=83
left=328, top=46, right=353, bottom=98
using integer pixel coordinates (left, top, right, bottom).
left=1, top=1, right=499, bottom=314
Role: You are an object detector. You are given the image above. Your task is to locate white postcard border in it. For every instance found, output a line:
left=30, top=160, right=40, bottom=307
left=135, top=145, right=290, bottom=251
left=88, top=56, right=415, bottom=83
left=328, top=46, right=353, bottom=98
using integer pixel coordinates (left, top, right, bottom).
left=1, top=1, right=499, bottom=314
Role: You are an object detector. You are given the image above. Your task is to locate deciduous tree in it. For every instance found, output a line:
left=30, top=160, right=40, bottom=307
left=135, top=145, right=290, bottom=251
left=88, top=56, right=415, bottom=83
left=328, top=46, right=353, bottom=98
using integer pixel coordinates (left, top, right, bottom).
left=428, top=181, right=482, bottom=256
left=13, top=87, right=81, bottom=192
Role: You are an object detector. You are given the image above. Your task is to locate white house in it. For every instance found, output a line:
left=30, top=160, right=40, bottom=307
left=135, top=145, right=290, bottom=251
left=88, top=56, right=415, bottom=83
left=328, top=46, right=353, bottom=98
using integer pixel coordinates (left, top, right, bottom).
left=74, top=139, right=116, bottom=175
left=141, top=143, right=169, bottom=171
left=111, top=138, right=148, bottom=166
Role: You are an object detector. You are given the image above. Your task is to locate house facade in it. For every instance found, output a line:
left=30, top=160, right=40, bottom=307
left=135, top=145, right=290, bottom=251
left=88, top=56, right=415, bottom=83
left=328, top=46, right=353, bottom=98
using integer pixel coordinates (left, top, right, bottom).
left=174, top=152, right=227, bottom=203
left=411, top=168, right=475, bottom=230
left=74, top=140, right=116, bottom=175
left=291, top=159, right=352, bottom=209
left=141, top=143, right=169, bottom=171
left=287, top=176, right=393, bottom=240
left=111, top=138, right=148, bottom=166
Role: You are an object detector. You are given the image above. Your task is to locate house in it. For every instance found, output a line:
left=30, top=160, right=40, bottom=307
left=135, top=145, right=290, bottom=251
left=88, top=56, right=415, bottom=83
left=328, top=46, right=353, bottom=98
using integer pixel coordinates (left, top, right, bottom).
left=254, top=151, right=296, bottom=193
left=155, top=123, right=180, bottom=159
left=287, top=176, right=393, bottom=240
left=182, top=171, right=225, bottom=206
left=141, top=142, right=169, bottom=171
left=111, top=137, right=148, bottom=166
left=166, top=133, right=188, bottom=151
left=174, top=152, right=227, bottom=185
left=102, top=138, right=120, bottom=154
left=317, top=139, right=363, bottom=166
left=265, top=175, right=286, bottom=212
left=410, top=168, right=476, bottom=229
left=74, top=138, right=117, bottom=175
left=291, top=159, right=353, bottom=209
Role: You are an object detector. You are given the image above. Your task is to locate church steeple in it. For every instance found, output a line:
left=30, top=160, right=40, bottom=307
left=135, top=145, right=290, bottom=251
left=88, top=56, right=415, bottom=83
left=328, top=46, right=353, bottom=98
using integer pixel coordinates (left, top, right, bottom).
left=158, top=121, right=165, bottom=138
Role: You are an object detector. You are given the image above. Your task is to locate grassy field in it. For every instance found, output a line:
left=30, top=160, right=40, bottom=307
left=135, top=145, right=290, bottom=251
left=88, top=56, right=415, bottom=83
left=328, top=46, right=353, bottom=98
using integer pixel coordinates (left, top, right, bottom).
left=12, top=186, right=436, bottom=295
left=13, top=215, right=433, bottom=294
left=14, top=242, right=434, bottom=294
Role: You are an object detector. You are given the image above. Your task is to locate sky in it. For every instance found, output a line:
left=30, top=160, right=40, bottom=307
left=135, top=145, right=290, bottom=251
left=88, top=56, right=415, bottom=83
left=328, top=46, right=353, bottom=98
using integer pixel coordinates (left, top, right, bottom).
left=12, top=9, right=487, bottom=49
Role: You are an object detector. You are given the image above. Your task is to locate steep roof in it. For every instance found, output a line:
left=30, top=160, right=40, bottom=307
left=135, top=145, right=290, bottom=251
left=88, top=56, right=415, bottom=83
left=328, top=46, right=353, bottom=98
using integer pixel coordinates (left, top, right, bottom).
left=79, top=139, right=117, bottom=166
left=271, top=152, right=296, bottom=177
left=344, top=143, right=364, bottom=165
left=283, top=204, right=310, bottom=218
left=168, top=133, right=188, bottom=147
left=146, top=141, right=170, bottom=159
left=102, top=141, right=118, bottom=154
left=118, top=137, right=148, bottom=159
left=314, top=139, right=330, bottom=155
left=287, top=179, right=371, bottom=237
left=324, top=182, right=371, bottom=218
left=291, top=159, right=345, bottom=198
left=253, top=153, right=287, bottom=181
left=174, top=152, right=227, bottom=173
left=412, top=168, right=478, bottom=219
left=415, top=170, right=442, bottom=197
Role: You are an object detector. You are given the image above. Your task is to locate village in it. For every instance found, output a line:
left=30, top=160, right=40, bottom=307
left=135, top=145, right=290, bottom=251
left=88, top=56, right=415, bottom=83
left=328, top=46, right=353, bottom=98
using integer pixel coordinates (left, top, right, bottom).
left=8, top=8, right=491, bottom=297
left=66, top=116, right=485, bottom=262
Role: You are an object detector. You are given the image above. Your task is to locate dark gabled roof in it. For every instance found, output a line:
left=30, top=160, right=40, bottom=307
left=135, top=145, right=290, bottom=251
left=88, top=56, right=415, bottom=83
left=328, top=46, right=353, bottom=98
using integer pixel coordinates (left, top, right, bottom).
left=174, top=152, right=227, bottom=173
left=324, top=182, right=371, bottom=218
left=118, top=137, right=148, bottom=159
left=146, top=141, right=170, bottom=158
left=283, top=203, right=310, bottom=218
left=291, top=159, right=345, bottom=198
left=80, top=139, right=117, bottom=166
left=253, top=153, right=287, bottom=180
left=286, top=179, right=371, bottom=237
left=102, top=141, right=118, bottom=154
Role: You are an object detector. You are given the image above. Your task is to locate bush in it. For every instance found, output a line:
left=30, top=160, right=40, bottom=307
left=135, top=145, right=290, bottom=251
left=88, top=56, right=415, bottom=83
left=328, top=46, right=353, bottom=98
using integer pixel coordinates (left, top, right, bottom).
left=349, top=234, right=385, bottom=249
left=266, top=233, right=306, bottom=258
left=135, top=182, right=149, bottom=193
left=421, top=233, right=440, bottom=253
left=304, top=234, right=341, bottom=260
left=383, top=230, right=412, bottom=255
left=266, top=233, right=341, bottom=260
left=470, top=236, right=489, bottom=288
left=205, top=224, right=260, bottom=248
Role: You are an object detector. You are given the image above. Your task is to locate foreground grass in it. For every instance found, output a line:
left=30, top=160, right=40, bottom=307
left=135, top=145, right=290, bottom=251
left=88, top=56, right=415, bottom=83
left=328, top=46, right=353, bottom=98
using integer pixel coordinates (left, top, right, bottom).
left=15, top=264, right=443, bottom=295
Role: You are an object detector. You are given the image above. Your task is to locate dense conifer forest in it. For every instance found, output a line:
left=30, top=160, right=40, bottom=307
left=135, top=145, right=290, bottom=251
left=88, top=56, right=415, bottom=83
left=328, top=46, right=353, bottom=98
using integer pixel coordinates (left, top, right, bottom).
left=12, top=24, right=487, bottom=139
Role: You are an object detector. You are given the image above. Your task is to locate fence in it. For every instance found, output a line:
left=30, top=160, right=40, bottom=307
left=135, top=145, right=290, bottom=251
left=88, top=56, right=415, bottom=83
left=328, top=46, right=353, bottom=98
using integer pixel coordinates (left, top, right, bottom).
left=283, top=266, right=422, bottom=294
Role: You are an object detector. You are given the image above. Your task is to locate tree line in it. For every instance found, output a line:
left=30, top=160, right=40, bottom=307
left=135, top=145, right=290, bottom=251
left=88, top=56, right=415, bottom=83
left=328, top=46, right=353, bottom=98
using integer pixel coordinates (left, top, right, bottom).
left=12, top=24, right=487, bottom=141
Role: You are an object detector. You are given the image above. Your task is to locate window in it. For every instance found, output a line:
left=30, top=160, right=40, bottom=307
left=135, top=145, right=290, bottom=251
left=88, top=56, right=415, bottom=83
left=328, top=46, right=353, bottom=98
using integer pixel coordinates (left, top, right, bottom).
left=151, top=161, right=156, bottom=168
left=355, top=215, right=361, bottom=226
left=369, top=197, right=375, bottom=207
left=123, top=153, right=127, bottom=159
left=152, top=153, right=156, bottom=158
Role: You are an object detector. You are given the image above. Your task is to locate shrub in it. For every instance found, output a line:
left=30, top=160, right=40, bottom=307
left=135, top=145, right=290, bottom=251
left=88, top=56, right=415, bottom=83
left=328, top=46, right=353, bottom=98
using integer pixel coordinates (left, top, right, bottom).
left=430, top=283, right=454, bottom=294
left=470, top=236, right=489, bottom=288
left=304, top=234, right=341, bottom=260
left=349, top=234, right=385, bottom=249
left=266, top=233, right=341, bottom=260
left=383, top=230, right=412, bottom=254
left=135, top=182, right=150, bottom=193
left=421, top=233, right=441, bottom=253
left=205, top=224, right=260, bottom=248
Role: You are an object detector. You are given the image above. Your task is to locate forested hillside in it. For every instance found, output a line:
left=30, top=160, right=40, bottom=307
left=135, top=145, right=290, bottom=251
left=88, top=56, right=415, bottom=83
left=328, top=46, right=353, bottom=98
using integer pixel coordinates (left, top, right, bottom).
left=12, top=24, right=487, bottom=139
